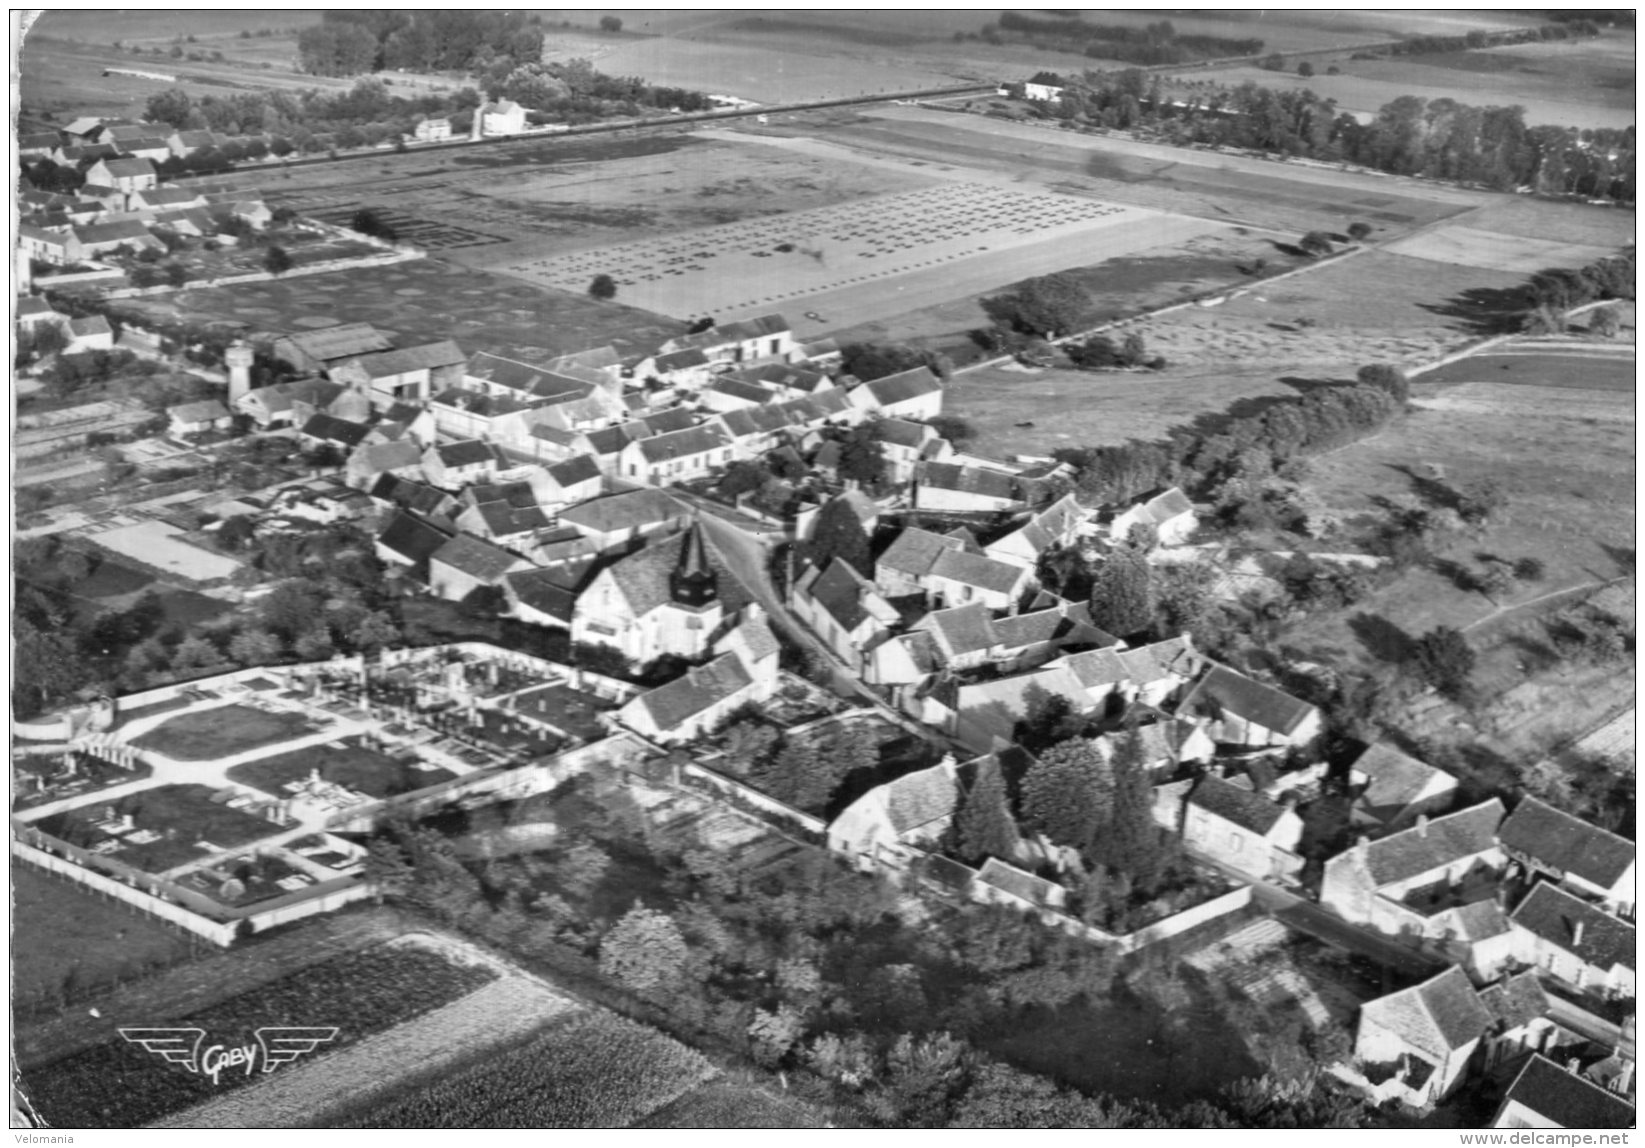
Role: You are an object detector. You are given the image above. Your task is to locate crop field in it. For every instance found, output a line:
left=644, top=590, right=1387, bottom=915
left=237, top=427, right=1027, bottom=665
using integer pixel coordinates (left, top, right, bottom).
left=132, top=704, right=318, bottom=761
left=11, top=863, right=196, bottom=1007
left=226, top=739, right=457, bottom=800
left=634, top=1079, right=832, bottom=1128
left=160, top=952, right=583, bottom=1128
left=352, top=1010, right=717, bottom=1128
left=1382, top=226, right=1622, bottom=274
left=1440, top=197, right=1636, bottom=250
left=113, top=257, right=686, bottom=363
left=19, top=941, right=497, bottom=1129
left=948, top=249, right=1531, bottom=457
left=797, top=106, right=1483, bottom=238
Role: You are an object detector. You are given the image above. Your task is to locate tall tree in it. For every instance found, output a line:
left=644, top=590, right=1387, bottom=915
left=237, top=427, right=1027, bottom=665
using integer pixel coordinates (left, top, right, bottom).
left=1090, top=724, right=1169, bottom=890
left=836, top=423, right=887, bottom=487
left=802, top=496, right=873, bottom=575
left=1019, top=738, right=1113, bottom=853
left=598, top=903, right=689, bottom=993
left=1089, top=544, right=1155, bottom=638
left=956, top=756, right=1018, bottom=863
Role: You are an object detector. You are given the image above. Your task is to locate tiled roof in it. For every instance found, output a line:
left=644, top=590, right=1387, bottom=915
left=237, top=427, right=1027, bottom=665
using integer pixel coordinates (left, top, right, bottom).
left=1062, top=647, right=1131, bottom=688
left=639, top=406, right=698, bottom=435
left=956, top=667, right=1088, bottom=733
left=718, top=404, right=794, bottom=440
left=871, top=417, right=931, bottom=449
left=884, top=761, right=958, bottom=835
left=1359, top=799, right=1507, bottom=888
left=586, top=424, right=639, bottom=456
left=465, top=352, right=589, bottom=400
left=136, top=186, right=200, bottom=207
left=376, top=509, right=452, bottom=566
left=1353, top=742, right=1454, bottom=815
left=432, top=387, right=530, bottom=419
left=919, top=460, right=1019, bottom=502
left=1501, top=1055, right=1636, bottom=1129
left=864, top=365, right=942, bottom=407
left=68, top=314, right=112, bottom=338
left=431, top=533, right=524, bottom=582
left=548, top=345, right=619, bottom=374
left=435, top=439, right=501, bottom=468
left=1498, top=796, right=1635, bottom=889
left=279, top=323, right=392, bottom=362
left=1361, top=966, right=1493, bottom=1060
left=558, top=488, right=685, bottom=535
left=724, top=608, right=780, bottom=665
left=929, top=549, right=1025, bottom=594
left=300, top=412, right=370, bottom=446
left=1146, top=486, right=1194, bottom=520
left=1511, top=882, right=1635, bottom=972
left=1475, top=971, right=1547, bottom=1030
left=547, top=454, right=600, bottom=489
left=635, top=423, right=729, bottom=464
left=637, top=652, right=752, bottom=732
left=169, top=398, right=230, bottom=422
left=603, top=528, right=749, bottom=618
left=804, top=558, right=872, bottom=632
left=1448, top=898, right=1511, bottom=941
left=706, top=377, right=777, bottom=405
left=16, top=296, right=57, bottom=318
left=473, top=500, right=551, bottom=537
left=1180, top=664, right=1318, bottom=736
left=716, top=313, right=788, bottom=342
left=341, top=340, right=466, bottom=378
left=101, top=156, right=156, bottom=178
left=877, top=526, right=962, bottom=578
left=977, top=857, right=1062, bottom=908
left=369, top=474, right=452, bottom=517
left=355, top=439, right=422, bottom=474
left=73, top=219, right=154, bottom=245
left=923, top=602, right=998, bottom=657
left=653, top=347, right=708, bottom=372
left=740, top=363, right=827, bottom=392
left=1188, top=774, right=1291, bottom=834
left=505, top=567, right=578, bottom=622
left=989, top=606, right=1071, bottom=649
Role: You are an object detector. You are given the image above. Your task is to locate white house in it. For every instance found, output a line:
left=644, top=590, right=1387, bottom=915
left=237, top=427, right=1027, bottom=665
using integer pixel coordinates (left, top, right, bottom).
left=1182, top=775, right=1304, bottom=884
left=828, top=756, right=959, bottom=874
left=1110, top=487, right=1196, bottom=547
left=1176, top=664, right=1323, bottom=749
left=1496, top=796, right=1636, bottom=918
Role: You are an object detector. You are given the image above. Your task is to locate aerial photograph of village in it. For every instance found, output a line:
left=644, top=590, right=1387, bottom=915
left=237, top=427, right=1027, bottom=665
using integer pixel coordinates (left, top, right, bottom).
left=8, top=6, right=1636, bottom=1133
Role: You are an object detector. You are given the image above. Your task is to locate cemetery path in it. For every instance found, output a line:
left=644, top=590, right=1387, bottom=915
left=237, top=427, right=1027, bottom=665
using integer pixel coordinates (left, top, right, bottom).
left=14, top=907, right=408, bottom=1070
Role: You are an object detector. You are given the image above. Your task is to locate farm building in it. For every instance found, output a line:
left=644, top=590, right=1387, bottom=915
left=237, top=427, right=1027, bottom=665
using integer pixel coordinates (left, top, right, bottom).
left=167, top=398, right=233, bottom=436
left=270, top=323, right=394, bottom=375
left=556, top=488, right=689, bottom=552
left=1176, top=664, right=1322, bottom=749
left=72, top=218, right=163, bottom=258
left=428, top=533, right=532, bottom=603
left=85, top=156, right=158, bottom=197
left=329, top=340, right=467, bottom=409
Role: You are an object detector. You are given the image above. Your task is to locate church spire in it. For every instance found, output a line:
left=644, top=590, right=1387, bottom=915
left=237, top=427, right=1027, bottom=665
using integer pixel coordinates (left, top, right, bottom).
left=670, top=520, right=718, bottom=608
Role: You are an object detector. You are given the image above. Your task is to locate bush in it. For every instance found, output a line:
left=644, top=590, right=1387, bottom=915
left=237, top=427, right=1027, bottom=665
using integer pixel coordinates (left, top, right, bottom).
left=589, top=273, right=617, bottom=300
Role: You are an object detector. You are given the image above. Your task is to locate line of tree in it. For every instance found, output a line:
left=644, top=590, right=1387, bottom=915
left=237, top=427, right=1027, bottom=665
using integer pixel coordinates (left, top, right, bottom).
left=1051, top=364, right=1411, bottom=508
left=1033, top=69, right=1634, bottom=202
left=1376, top=20, right=1602, bottom=56
left=991, top=13, right=1265, bottom=65
left=302, top=10, right=545, bottom=77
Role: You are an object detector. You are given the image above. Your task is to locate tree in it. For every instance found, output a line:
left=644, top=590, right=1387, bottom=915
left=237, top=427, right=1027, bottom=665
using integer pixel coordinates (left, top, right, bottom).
left=170, top=634, right=225, bottom=672
left=1588, top=304, right=1620, bottom=338
left=260, top=578, right=326, bottom=643
left=747, top=1004, right=805, bottom=1068
left=1355, top=362, right=1408, bottom=403
left=294, top=628, right=335, bottom=661
left=12, top=616, right=87, bottom=717
left=838, top=342, right=926, bottom=383
left=721, top=719, right=780, bottom=776
left=926, top=415, right=975, bottom=443
left=1296, top=60, right=1314, bottom=77
left=1019, top=738, right=1112, bottom=853
left=262, top=246, right=293, bottom=276
left=228, top=628, right=282, bottom=666
left=1476, top=563, right=1513, bottom=603
left=955, top=755, right=1018, bottom=863
left=717, top=459, right=770, bottom=499
left=836, top=423, right=887, bottom=487
left=1407, top=625, right=1474, bottom=698
left=1347, top=221, right=1373, bottom=241
left=801, top=495, right=873, bottom=575
left=351, top=610, right=400, bottom=653
left=350, top=206, right=397, bottom=241
left=559, top=839, right=611, bottom=897
left=588, top=273, right=617, bottom=300
left=217, top=514, right=257, bottom=551
left=1089, top=724, right=1169, bottom=890
left=759, top=739, right=837, bottom=811
left=146, top=85, right=195, bottom=128
left=598, top=903, right=688, bottom=993
left=1089, top=545, right=1155, bottom=639
left=982, top=272, right=1090, bottom=338
left=164, top=262, right=188, bottom=288
left=599, top=15, right=623, bottom=33
left=1298, top=230, right=1334, bottom=257
left=1512, top=556, right=1546, bottom=583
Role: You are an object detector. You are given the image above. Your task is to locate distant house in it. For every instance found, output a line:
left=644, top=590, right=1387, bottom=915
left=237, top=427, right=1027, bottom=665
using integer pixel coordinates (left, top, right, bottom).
left=165, top=129, right=220, bottom=157
left=1110, top=487, right=1197, bottom=547
left=422, top=439, right=508, bottom=490
left=85, top=156, right=158, bottom=196
left=1492, top=1054, right=1637, bottom=1129
left=847, top=366, right=944, bottom=421
left=618, top=422, right=733, bottom=485
left=328, top=340, right=467, bottom=409
left=18, top=223, right=81, bottom=266
left=1496, top=796, right=1636, bottom=917
left=540, top=454, right=603, bottom=508
left=732, top=362, right=831, bottom=400
left=698, top=376, right=778, bottom=413
left=455, top=492, right=553, bottom=547
left=65, top=314, right=115, bottom=353
left=792, top=558, right=899, bottom=676
left=868, top=416, right=951, bottom=485
left=167, top=398, right=233, bottom=436
left=638, top=346, right=715, bottom=389
left=18, top=130, right=62, bottom=159
left=412, top=116, right=452, bottom=142
left=1023, top=77, right=1065, bottom=103
left=369, top=475, right=458, bottom=523
left=1176, top=664, right=1323, bottom=750
left=617, top=650, right=764, bottom=745
left=479, top=99, right=528, bottom=136
left=828, top=756, right=959, bottom=874
left=1353, top=966, right=1494, bottom=1108
left=375, top=510, right=454, bottom=581
left=1508, top=882, right=1635, bottom=1000
left=1349, top=742, right=1460, bottom=832
left=915, top=460, right=1026, bottom=514
left=975, top=856, right=1068, bottom=918
left=1182, top=775, right=1304, bottom=883
left=984, top=493, right=1087, bottom=571
left=1320, top=799, right=1508, bottom=944
left=428, top=533, right=532, bottom=603
left=556, top=488, right=689, bottom=552
left=127, top=185, right=206, bottom=213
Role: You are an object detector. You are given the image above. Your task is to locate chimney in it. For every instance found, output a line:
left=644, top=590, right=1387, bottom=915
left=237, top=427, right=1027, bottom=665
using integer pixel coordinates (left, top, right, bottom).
left=1573, top=920, right=1587, bottom=947
left=1354, top=835, right=1370, bottom=862
left=1416, top=813, right=1429, bottom=838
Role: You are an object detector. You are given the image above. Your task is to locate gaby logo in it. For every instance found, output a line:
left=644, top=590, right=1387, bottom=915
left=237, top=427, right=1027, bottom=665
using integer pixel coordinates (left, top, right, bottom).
left=119, top=1027, right=339, bottom=1085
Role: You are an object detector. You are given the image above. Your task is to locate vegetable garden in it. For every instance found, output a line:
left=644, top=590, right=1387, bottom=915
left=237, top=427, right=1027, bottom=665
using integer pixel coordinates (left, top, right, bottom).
left=20, top=943, right=496, bottom=1128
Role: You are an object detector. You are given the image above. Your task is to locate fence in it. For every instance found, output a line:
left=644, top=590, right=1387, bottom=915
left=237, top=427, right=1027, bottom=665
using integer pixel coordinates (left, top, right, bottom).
left=13, top=840, right=238, bottom=946
left=102, top=248, right=420, bottom=299
left=679, top=762, right=827, bottom=840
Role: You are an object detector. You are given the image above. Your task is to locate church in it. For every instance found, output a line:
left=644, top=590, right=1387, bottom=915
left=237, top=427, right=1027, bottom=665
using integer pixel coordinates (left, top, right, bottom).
left=569, top=522, right=750, bottom=668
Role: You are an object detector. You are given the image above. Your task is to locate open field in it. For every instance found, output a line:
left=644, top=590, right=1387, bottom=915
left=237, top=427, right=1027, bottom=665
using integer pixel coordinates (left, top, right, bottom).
left=948, top=249, right=1531, bottom=456
left=1422, top=349, right=1635, bottom=392
left=1458, top=198, right=1636, bottom=248
left=133, top=704, right=317, bottom=760
left=1383, top=226, right=1622, bottom=274
left=1282, top=372, right=1635, bottom=757
left=114, top=257, right=685, bottom=362
left=11, top=862, right=197, bottom=1005
left=793, top=105, right=1485, bottom=238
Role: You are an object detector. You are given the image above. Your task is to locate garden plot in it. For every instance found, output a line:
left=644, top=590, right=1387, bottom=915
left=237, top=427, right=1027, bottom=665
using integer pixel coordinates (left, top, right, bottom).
left=509, top=181, right=1175, bottom=325
left=87, top=520, right=241, bottom=582
left=1383, top=226, right=1620, bottom=275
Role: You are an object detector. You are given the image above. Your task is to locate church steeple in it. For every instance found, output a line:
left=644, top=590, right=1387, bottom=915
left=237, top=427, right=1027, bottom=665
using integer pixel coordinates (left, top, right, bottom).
left=670, top=521, right=718, bottom=609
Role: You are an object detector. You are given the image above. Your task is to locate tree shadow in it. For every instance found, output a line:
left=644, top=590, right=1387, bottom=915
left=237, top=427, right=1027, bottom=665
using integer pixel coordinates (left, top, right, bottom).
left=1599, top=542, right=1636, bottom=577
left=1278, top=375, right=1350, bottom=393
left=1268, top=240, right=1307, bottom=258
left=1415, top=284, right=1533, bottom=336
left=1347, top=611, right=1416, bottom=665
left=1385, top=463, right=1461, bottom=510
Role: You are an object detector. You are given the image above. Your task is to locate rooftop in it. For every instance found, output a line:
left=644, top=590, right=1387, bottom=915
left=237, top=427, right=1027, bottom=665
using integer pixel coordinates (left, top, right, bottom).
left=1188, top=774, right=1292, bottom=835
left=1510, top=882, right=1635, bottom=972
left=1500, top=1055, right=1636, bottom=1129
left=1498, top=796, right=1635, bottom=889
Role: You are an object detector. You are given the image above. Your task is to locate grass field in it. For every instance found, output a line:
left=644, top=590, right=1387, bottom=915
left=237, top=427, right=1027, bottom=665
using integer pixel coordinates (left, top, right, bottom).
left=115, top=256, right=685, bottom=362
left=1382, top=227, right=1622, bottom=274
left=11, top=863, right=197, bottom=1005
left=132, top=704, right=316, bottom=760
left=226, top=739, right=456, bottom=799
